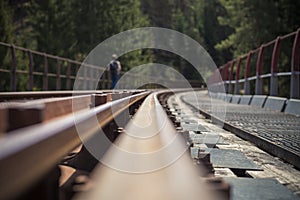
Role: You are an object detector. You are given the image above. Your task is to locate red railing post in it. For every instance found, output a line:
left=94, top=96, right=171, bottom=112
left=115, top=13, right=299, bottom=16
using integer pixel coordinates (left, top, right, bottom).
left=56, top=60, right=61, bottom=90
left=291, top=28, right=300, bottom=99
left=235, top=57, right=242, bottom=94
left=43, top=54, right=48, bottom=90
left=66, top=61, right=71, bottom=90
left=210, top=69, right=216, bottom=92
left=89, top=66, right=95, bottom=90
left=219, top=67, right=223, bottom=87
left=219, top=66, right=223, bottom=81
left=224, top=64, right=229, bottom=81
left=255, top=46, right=265, bottom=95
left=218, top=71, right=222, bottom=92
left=244, top=51, right=253, bottom=95
left=228, top=60, right=235, bottom=94
left=218, top=67, right=223, bottom=91
left=223, top=63, right=229, bottom=93
left=211, top=70, right=215, bottom=85
left=83, top=65, right=87, bottom=90
left=28, top=51, right=34, bottom=91
left=10, top=45, right=17, bottom=91
left=270, top=37, right=281, bottom=96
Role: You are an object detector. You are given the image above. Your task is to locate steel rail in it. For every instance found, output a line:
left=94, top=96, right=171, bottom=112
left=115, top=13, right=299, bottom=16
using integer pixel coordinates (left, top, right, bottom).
left=74, top=91, right=219, bottom=200
left=0, top=91, right=101, bottom=101
left=0, top=91, right=150, bottom=200
left=0, top=90, right=146, bottom=101
left=0, top=94, right=93, bottom=133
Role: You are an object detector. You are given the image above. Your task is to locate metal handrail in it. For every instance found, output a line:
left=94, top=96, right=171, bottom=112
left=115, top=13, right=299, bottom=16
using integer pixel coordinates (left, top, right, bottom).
left=210, top=28, right=300, bottom=98
left=0, top=42, right=204, bottom=91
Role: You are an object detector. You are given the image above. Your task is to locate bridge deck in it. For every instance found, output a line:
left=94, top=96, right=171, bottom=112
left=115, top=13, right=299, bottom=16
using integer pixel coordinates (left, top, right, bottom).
left=0, top=89, right=299, bottom=199
left=181, top=90, right=300, bottom=169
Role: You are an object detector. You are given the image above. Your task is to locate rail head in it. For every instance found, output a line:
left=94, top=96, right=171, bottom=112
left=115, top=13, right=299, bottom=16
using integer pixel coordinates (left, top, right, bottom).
left=74, top=91, right=220, bottom=200
left=0, top=90, right=148, bottom=101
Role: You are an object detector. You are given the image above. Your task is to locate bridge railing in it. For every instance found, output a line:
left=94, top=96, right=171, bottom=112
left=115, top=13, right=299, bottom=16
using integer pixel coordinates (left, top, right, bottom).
left=0, top=42, right=204, bottom=92
left=209, top=28, right=300, bottom=99
left=0, top=42, right=112, bottom=91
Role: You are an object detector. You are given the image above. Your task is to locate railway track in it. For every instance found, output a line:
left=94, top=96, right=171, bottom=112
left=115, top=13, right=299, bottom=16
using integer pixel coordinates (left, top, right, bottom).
left=0, top=89, right=228, bottom=200
left=0, top=89, right=299, bottom=200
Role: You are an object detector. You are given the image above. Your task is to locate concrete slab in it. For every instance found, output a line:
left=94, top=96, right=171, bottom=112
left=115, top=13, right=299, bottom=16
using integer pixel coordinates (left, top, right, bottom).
left=285, top=99, right=300, bottom=116
left=190, top=145, right=209, bottom=158
left=190, top=146, right=199, bottom=158
left=181, top=123, right=208, bottom=132
left=217, top=93, right=226, bottom=101
left=264, top=96, right=287, bottom=112
left=224, top=177, right=299, bottom=200
left=210, top=149, right=262, bottom=170
left=239, top=95, right=252, bottom=105
left=225, top=94, right=232, bottom=103
left=231, top=95, right=241, bottom=104
left=188, top=133, right=225, bottom=145
left=180, top=119, right=198, bottom=124
left=209, top=92, right=217, bottom=99
left=250, top=95, right=267, bottom=107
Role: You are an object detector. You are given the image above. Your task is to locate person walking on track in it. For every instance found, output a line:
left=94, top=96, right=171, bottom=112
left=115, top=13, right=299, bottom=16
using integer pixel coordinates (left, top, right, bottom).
left=108, top=54, right=121, bottom=89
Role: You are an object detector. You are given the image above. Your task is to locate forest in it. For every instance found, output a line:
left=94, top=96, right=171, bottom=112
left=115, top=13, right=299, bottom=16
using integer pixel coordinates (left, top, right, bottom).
left=0, top=0, right=300, bottom=92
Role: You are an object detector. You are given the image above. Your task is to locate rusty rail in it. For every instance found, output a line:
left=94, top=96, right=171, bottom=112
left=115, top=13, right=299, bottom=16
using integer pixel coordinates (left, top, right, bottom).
left=0, top=89, right=147, bottom=101
left=0, top=90, right=149, bottom=200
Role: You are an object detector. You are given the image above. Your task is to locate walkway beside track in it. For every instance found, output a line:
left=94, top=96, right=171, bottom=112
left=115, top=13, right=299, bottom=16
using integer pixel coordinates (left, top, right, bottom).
left=181, top=90, right=300, bottom=169
left=168, top=91, right=300, bottom=199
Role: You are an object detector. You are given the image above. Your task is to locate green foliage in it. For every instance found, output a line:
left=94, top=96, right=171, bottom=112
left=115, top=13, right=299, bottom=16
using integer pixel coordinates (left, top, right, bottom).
left=1, top=0, right=299, bottom=92
left=0, top=1, right=13, bottom=43
left=0, top=1, right=13, bottom=91
left=140, top=0, right=173, bottom=28
left=216, top=0, right=300, bottom=57
left=216, top=0, right=300, bottom=97
left=199, top=0, right=233, bottom=64
left=28, top=0, right=75, bottom=57
left=140, top=0, right=205, bottom=80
